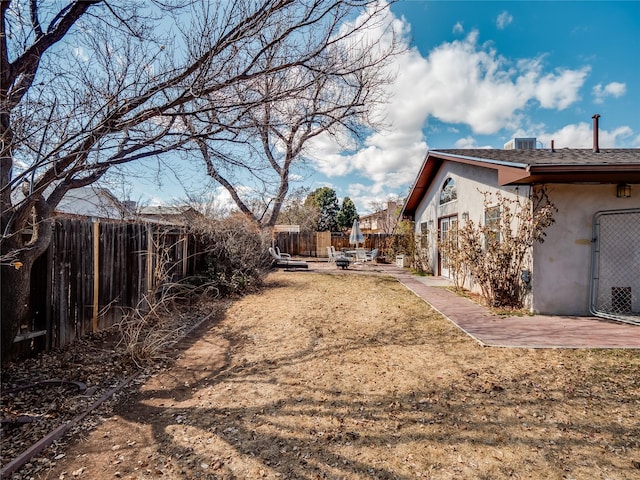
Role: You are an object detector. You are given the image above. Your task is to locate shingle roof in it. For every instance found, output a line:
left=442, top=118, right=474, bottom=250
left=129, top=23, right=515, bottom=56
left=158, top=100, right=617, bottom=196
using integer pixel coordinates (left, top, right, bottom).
left=430, top=148, right=640, bottom=166
left=401, top=148, right=640, bottom=219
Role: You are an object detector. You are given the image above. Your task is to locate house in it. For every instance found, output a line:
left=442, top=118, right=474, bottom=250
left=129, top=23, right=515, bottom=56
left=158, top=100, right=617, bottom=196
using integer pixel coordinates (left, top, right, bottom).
left=138, top=205, right=202, bottom=225
left=274, top=224, right=301, bottom=233
left=359, top=201, right=400, bottom=234
left=54, top=186, right=132, bottom=220
left=401, top=117, right=640, bottom=324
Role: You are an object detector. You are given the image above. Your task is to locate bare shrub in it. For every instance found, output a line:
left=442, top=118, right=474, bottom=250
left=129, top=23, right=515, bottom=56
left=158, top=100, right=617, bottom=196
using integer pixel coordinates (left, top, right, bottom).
left=438, top=226, right=466, bottom=290
left=116, top=230, right=221, bottom=367
left=190, top=214, right=272, bottom=296
left=117, top=276, right=225, bottom=367
left=383, top=219, right=433, bottom=274
left=117, top=295, right=178, bottom=368
left=118, top=214, right=270, bottom=366
left=381, top=220, right=411, bottom=268
left=441, top=188, right=556, bottom=308
left=413, top=231, right=433, bottom=275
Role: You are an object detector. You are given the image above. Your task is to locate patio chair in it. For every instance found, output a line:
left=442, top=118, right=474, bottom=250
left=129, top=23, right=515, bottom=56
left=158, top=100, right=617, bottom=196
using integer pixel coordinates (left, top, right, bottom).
left=268, top=247, right=308, bottom=269
left=275, top=246, right=291, bottom=260
left=365, top=248, right=379, bottom=263
left=354, top=247, right=367, bottom=264
left=327, top=246, right=336, bottom=263
left=331, top=246, right=347, bottom=260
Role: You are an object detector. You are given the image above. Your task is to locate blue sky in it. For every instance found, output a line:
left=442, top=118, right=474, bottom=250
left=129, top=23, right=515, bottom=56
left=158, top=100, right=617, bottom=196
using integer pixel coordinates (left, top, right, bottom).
left=131, top=1, right=640, bottom=215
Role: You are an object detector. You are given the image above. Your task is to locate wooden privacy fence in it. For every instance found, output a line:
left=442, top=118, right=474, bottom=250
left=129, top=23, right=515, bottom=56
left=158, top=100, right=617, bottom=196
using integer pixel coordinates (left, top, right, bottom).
left=17, top=217, right=203, bottom=357
left=274, top=231, right=395, bottom=259
left=14, top=222, right=397, bottom=358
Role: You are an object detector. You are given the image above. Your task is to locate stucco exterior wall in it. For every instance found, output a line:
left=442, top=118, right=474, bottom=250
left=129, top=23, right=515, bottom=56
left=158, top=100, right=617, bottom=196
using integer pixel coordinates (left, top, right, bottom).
left=531, top=184, right=639, bottom=315
left=411, top=160, right=639, bottom=316
left=412, top=162, right=526, bottom=279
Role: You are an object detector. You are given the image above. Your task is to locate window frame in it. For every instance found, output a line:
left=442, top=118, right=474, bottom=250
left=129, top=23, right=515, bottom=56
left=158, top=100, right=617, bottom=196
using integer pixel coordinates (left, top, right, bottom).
left=484, top=205, right=501, bottom=246
left=439, top=177, right=457, bottom=205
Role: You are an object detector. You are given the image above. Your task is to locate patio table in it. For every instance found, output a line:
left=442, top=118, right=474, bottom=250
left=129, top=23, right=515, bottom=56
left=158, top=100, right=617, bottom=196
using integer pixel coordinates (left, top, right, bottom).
left=335, top=258, right=350, bottom=269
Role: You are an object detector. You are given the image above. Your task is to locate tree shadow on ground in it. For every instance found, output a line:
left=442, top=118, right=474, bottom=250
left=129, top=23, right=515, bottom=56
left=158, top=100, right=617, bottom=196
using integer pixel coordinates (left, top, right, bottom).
left=109, top=320, right=640, bottom=479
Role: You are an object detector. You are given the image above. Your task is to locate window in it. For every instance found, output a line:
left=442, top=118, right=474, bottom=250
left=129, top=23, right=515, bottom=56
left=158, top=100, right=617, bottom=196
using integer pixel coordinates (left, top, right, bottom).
left=439, top=178, right=457, bottom=204
left=484, top=205, right=500, bottom=245
left=419, top=222, right=429, bottom=249
left=438, top=216, right=458, bottom=275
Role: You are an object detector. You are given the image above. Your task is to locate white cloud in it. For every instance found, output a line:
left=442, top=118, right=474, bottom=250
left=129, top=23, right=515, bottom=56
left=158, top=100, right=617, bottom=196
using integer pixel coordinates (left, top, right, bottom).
left=307, top=3, right=430, bottom=198
left=306, top=4, right=592, bottom=201
left=452, top=22, right=464, bottom=34
left=73, top=47, right=89, bottom=62
left=454, top=136, right=493, bottom=149
left=454, top=137, right=476, bottom=148
left=347, top=183, right=368, bottom=198
left=592, top=82, right=627, bottom=104
left=532, top=67, right=590, bottom=109
left=537, top=122, right=633, bottom=148
left=207, top=186, right=241, bottom=214
left=496, top=11, right=513, bottom=30
left=416, top=32, right=589, bottom=133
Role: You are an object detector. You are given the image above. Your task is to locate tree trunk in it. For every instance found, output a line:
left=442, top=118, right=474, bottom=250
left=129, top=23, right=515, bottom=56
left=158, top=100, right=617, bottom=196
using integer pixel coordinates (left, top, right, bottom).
left=0, top=262, right=33, bottom=360
left=1, top=212, right=52, bottom=361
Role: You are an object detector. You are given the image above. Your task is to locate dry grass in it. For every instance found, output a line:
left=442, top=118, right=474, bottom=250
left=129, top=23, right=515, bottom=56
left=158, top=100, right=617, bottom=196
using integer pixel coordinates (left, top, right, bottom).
left=22, top=270, right=640, bottom=479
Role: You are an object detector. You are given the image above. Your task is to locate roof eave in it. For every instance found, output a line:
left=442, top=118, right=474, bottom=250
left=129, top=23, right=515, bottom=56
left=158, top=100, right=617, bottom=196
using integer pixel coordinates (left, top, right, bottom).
left=401, top=151, right=640, bottom=220
left=400, top=155, right=443, bottom=220
left=518, top=164, right=640, bottom=184
left=401, top=152, right=529, bottom=220
left=429, top=152, right=530, bottom=185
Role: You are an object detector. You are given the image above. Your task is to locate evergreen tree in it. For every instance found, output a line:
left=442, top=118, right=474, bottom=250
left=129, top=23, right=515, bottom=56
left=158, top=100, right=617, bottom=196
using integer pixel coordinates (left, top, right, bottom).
left=337, top=197, right=358, bottom=231
left=306, top=187, right=340, bottom=231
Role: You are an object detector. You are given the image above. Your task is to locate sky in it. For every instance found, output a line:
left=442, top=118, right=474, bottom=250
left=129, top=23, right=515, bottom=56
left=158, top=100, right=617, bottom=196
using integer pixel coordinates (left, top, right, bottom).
left=129, top=0, right=640, bottom=215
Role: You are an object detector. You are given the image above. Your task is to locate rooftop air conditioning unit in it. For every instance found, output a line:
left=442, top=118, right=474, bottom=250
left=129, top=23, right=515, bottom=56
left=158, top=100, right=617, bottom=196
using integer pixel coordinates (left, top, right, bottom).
left=503, top=138, right=537, bottom=150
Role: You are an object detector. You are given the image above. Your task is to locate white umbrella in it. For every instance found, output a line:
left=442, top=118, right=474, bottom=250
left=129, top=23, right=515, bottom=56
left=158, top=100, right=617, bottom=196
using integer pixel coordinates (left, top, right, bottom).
left=349, top=219, right=364, bottom=247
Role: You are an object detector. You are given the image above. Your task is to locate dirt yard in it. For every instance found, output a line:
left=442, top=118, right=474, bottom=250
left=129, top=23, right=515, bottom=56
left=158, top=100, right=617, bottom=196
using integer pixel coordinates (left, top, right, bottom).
left=3, top=268, right=640, bottom=479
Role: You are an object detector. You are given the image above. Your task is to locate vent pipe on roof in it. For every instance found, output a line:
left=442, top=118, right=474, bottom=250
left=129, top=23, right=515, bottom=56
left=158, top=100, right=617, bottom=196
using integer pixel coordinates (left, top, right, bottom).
left=551, top=140, right=555, bottom=153
left=592, top=114, right=600, bottom=153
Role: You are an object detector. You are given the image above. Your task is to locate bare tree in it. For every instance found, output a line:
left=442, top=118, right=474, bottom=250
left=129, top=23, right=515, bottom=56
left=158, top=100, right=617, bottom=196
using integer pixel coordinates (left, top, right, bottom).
left=367, top=197, right=400, bottom=234
left=276, top=187, right=319, bottom=233
left=0, top=0, right=397, bottom=358
left=184, top=2, right=399, bottom=227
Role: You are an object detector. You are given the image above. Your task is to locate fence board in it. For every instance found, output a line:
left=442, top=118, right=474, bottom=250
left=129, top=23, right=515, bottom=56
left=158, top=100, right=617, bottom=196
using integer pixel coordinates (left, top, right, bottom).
left=275, top=232, right=396, bottom=259
left=14, top=218, right=203, bottom=358
left=316, top=232, right=331, bottom=257
left=16, top=219, right=396, bottom=359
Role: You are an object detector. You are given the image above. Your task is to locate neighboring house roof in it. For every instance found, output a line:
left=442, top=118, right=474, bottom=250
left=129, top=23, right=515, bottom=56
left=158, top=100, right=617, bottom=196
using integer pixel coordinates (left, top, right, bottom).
left=55, top=186, right=130, bottom=220
left=402, top=148, right=640, bottom=219
left=359, top=201, right=399, bottom=234
left=139, top=206, right=192, bottom=216
left=274, top=224, right=301, bottom=233
left=138, top=205, right=201, bottom=225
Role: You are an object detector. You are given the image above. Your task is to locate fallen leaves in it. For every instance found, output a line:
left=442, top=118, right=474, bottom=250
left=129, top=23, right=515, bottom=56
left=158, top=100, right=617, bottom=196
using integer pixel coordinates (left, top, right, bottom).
left=1, top=301, right=222, bottom=478
left=3, top=272, right=640, bottom=479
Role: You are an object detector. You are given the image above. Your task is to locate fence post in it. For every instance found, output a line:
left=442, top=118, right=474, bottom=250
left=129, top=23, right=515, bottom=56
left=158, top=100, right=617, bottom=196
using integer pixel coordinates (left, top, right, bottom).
left=92, top=218, right=100, bottom=333
left=146, top=223, right=154, bottom=295
left=45, top=224, right=54, bottom=350
left=181, top=230, right=188, bottom=277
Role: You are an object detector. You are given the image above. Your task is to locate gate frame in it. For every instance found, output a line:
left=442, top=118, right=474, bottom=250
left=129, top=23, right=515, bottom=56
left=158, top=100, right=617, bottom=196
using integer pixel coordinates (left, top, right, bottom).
left=589, top=207, right=640, bottom=325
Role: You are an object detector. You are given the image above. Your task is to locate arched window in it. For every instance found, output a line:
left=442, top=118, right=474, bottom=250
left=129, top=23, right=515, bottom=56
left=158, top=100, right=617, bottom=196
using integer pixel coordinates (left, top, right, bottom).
left=439, top=177, right=457, bottom=204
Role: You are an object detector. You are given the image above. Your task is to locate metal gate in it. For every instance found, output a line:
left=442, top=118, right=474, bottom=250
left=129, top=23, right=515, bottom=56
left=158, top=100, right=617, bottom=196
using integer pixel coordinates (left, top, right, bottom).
left=590, top=208, right=640, bottom=325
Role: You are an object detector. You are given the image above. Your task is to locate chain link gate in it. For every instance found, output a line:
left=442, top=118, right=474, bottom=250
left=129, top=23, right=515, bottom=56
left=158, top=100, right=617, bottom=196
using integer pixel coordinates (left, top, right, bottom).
left=590, top=208, right=640, bottom=325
